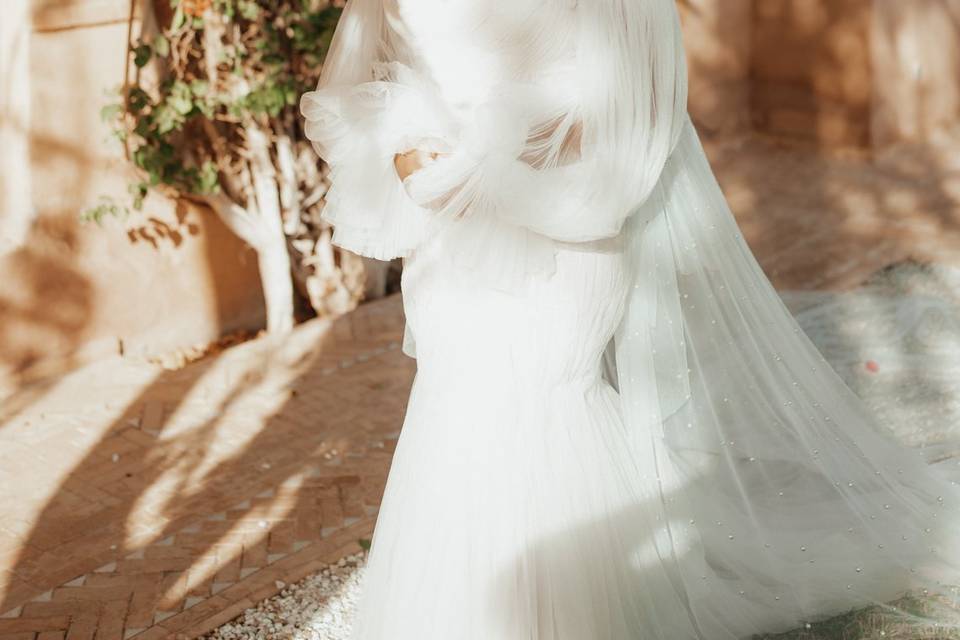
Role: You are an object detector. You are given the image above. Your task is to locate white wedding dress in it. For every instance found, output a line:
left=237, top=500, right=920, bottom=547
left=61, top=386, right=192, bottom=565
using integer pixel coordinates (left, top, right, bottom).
left=300, top=0, right=960, bottom=638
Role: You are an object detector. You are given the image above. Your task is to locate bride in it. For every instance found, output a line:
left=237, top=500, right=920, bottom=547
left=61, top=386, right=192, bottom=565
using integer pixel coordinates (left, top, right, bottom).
left=300, top=0, right=960, bottom=637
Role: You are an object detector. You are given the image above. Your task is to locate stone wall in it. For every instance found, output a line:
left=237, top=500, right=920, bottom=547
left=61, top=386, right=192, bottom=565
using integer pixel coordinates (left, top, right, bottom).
left=1, top=0, right=265, bottom=389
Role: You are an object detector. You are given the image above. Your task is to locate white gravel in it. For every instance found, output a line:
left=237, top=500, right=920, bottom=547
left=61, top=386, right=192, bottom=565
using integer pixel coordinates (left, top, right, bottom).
left=204, top=552, right=367, bottom=640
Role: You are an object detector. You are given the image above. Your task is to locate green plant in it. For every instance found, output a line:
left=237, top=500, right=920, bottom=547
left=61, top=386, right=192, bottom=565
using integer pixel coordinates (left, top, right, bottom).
left=91, top=0, right=368, bottom=332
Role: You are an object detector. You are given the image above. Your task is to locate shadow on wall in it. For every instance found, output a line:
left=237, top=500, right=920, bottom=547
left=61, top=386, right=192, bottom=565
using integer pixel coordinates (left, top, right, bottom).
left=0, top=223, right=93, bottom=409
left=0, top=1, right=266, bottom=418
left=0, top=116, right=97, bottom=416
left=0, top=158, right=264, bottom=428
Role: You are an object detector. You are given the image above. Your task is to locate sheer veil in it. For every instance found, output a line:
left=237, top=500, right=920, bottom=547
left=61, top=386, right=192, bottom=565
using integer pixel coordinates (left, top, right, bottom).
left=303, top=0, right=960, bottom=636
left=611, top=118, right=960, bottom=636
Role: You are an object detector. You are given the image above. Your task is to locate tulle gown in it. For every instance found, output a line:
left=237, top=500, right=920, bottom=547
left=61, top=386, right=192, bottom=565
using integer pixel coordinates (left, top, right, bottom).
left=300, top=0, right=960, bottom=638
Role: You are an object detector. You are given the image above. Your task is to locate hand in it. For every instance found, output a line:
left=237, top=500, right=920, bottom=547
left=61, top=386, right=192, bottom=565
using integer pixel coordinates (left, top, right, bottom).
left=394, top=149, right=442, bottom=181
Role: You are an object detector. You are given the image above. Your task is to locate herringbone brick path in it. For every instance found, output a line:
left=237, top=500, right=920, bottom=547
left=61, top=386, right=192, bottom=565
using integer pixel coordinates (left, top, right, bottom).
left=0, top=294, right=413, bottom=639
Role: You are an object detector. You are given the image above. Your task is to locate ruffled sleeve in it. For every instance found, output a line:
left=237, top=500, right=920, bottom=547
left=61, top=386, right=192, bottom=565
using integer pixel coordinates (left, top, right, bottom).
left=400, top=88, right=631, bottom=244
left=300, top=62, right=457, bottom=260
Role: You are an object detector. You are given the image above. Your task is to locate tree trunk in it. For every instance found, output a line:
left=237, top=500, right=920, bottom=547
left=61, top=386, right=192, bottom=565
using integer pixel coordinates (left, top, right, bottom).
left=257, top=226, right=295, bottom=334
left=247, top=124, right=296, bottom=333
left=203, top=193, right=295, bottom=334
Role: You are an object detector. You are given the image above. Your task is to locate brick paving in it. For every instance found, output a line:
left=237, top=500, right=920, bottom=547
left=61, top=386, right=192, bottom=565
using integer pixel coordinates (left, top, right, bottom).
left=708, top=136, right=960, bottom=291
left=0, top=295, right=412, bottom=639
left=0, top=136, right=959, bottom=639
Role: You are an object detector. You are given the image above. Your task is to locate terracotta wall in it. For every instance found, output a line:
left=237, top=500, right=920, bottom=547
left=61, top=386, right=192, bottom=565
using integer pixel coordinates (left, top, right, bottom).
left=678, top=0, right=753, bottom=136
left=1, top=0, right=265, bottom=389
left=684, top=0, right=960, bottom=150
left=750, top=0, right=873, bottom=147
left=732, top=0, right=960, bottom=150
left=871, top=0, right=960, bottom=148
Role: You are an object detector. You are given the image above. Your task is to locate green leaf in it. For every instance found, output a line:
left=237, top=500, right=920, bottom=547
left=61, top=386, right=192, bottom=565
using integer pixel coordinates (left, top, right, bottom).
left=100, top=103, right=123, bottom=123
left=129, top=182, right=149, bottom=211
left=171, top=4, right=186, bottom=31
left=217, top=0, right=236, bottom=20
left=238, top=0, right=259, bottom=20
left=195, top=98, right=215, bottom=119
left=169, top=81, right=194, bottom=115
left=357, top=538, right=372, bottom=551
left=133, top=117, right=153, bottom=139
left=197, top=160, right=220, bottom=195
left=153, top=103, right=182, bottom=135
left=133, top=44, right=152, bottom=68
left=81, top=196, right=129, bottom=225
left=190, top=80, right=209, bottom=97
left=126, top=87, right=151, bottom=113
left=153, top=34, right=170, bottom=58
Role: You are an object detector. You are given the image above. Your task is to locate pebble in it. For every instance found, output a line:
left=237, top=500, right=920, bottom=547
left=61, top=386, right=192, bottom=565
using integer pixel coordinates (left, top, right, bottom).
left=204, top=552, right=367, bottom=640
